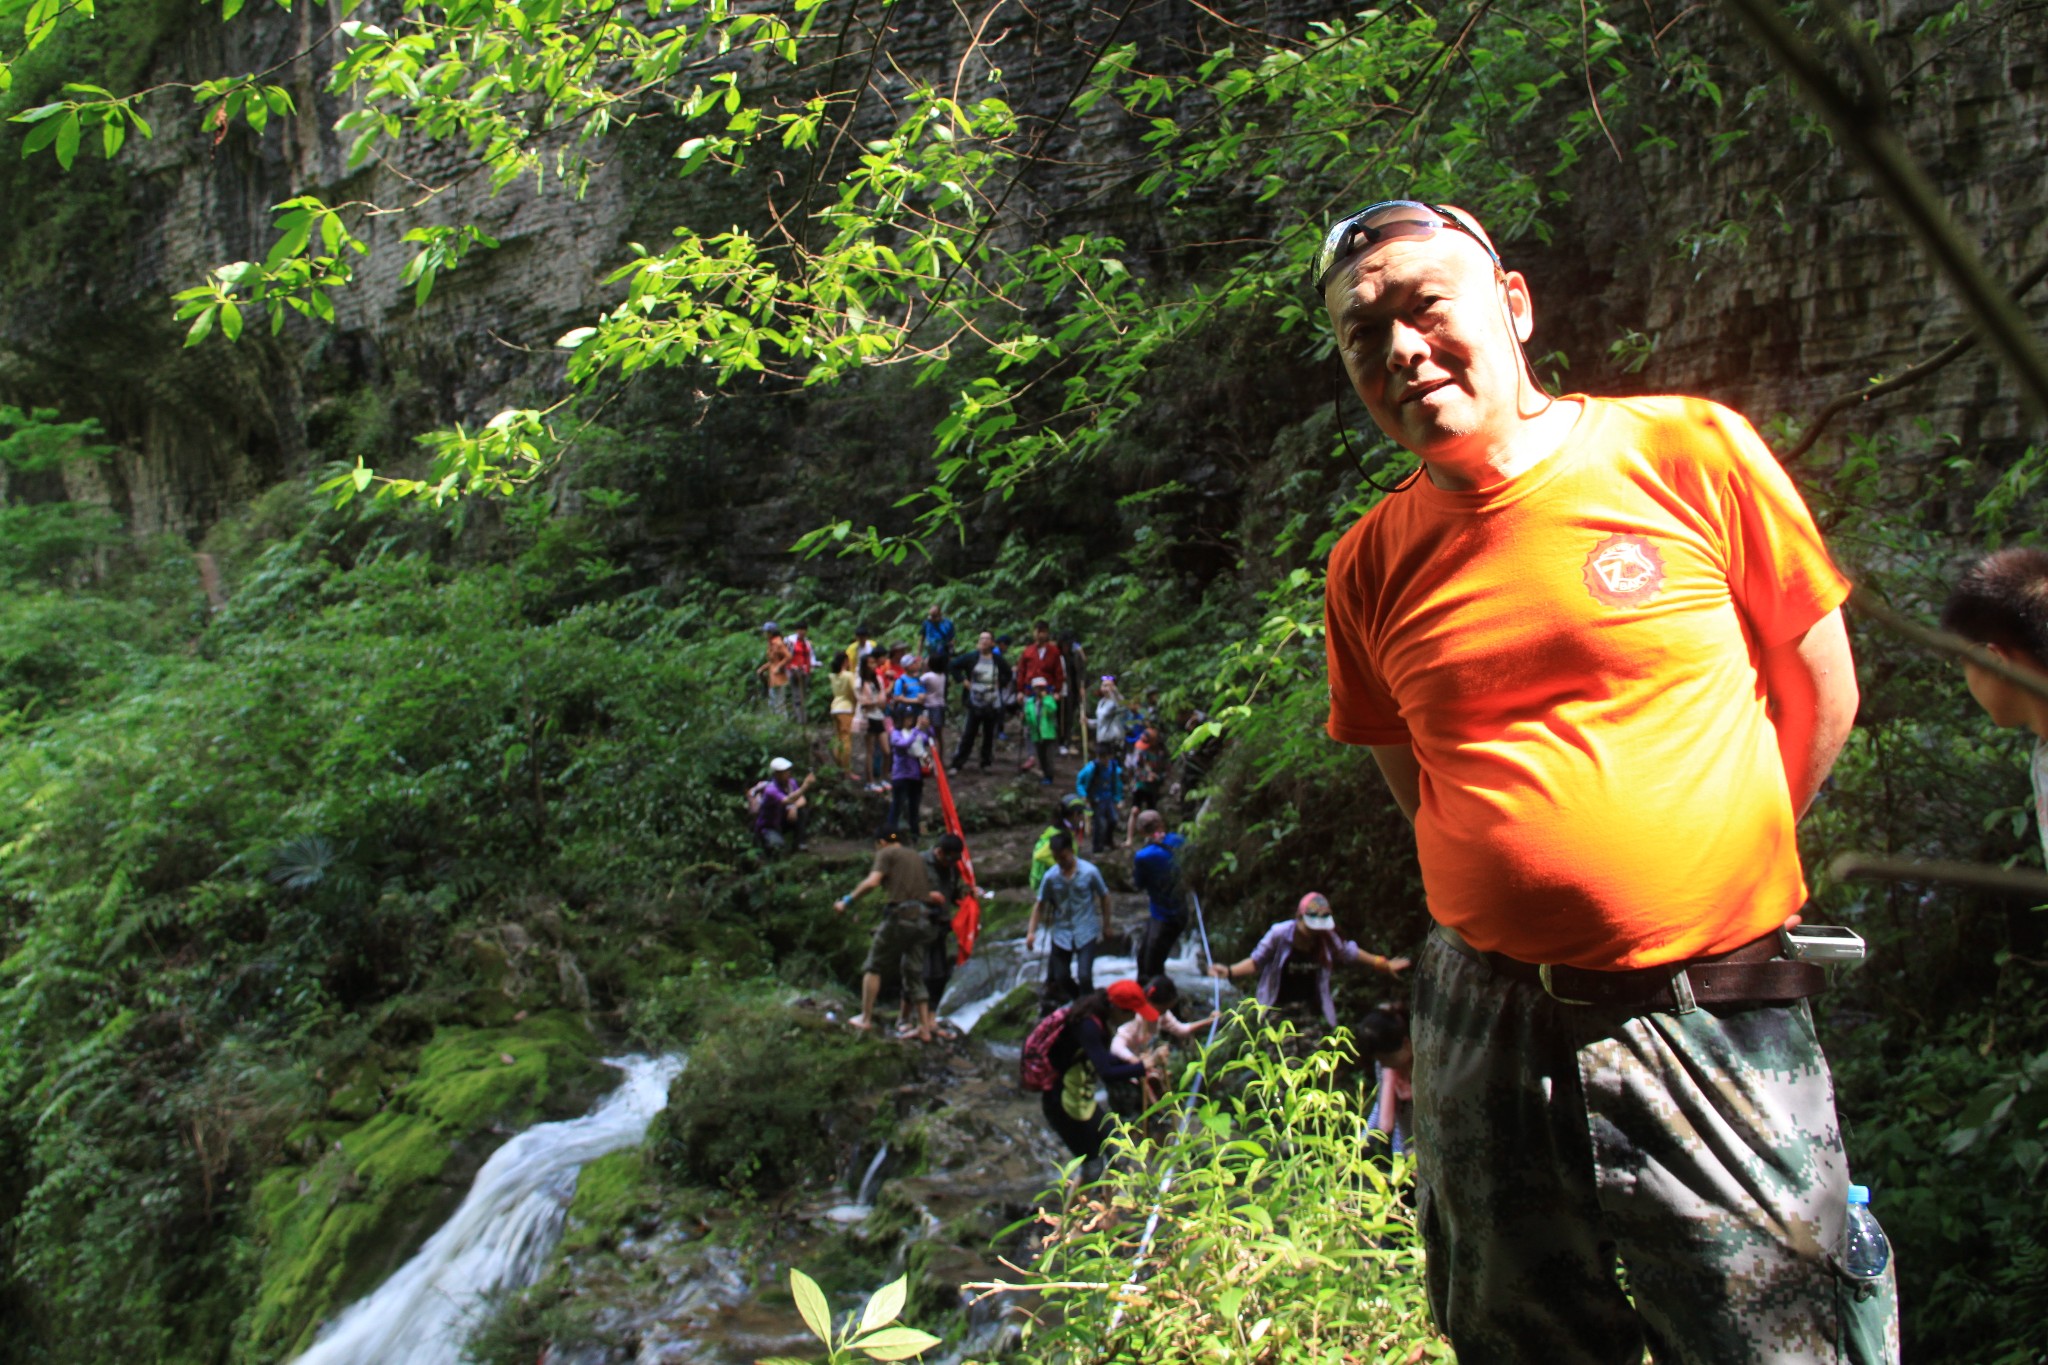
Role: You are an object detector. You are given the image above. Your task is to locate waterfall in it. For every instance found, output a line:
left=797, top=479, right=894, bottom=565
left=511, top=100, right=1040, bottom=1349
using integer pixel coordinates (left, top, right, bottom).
left=293, top=1053, right=685, bottom=1365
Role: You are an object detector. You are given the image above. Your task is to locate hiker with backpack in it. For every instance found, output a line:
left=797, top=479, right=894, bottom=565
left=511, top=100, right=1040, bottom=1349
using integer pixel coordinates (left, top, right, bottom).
left=922, top=604, right=957, bottom=679
left=1074, top=739, right=1124, bottom=855
left=834, top=830, right=947, bottom=1043
left=881, top=710, right=935, bottom=842
left=750, top=758, right=816, bottom=856
left=1020, top=979, right=1155, bottom=1177
left=1131, top=810, right=1189, bottom=978
left=949, top=631, right=1011, bottom=772
left=1026, top=832, right=1112, bottom=1011
left=1124, top=722, right=1172, bottom=845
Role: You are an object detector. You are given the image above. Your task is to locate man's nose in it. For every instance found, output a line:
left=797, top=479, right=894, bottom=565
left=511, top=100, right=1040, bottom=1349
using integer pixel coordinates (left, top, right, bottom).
left=1384, top=318, right=1428, bottom=372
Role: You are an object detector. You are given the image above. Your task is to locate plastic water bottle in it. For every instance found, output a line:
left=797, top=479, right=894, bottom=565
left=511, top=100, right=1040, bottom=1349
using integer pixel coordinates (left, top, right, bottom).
left=1843, top=1184, right=1890, bottom=1279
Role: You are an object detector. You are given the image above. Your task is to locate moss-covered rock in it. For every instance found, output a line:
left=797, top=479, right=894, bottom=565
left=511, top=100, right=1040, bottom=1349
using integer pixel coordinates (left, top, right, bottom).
left=969, top=983, right=1039, bottom=1040
left=235, top=1012, right=604, bottom=1361
left=560, top=1148, right=651, bottom=1253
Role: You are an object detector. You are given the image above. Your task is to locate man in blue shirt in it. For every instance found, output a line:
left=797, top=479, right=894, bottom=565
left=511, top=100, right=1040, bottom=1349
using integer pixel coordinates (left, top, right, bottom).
left=1025, top=832, right=1112, bottom=1010
left=1131, top=809, right=1187, bottom=978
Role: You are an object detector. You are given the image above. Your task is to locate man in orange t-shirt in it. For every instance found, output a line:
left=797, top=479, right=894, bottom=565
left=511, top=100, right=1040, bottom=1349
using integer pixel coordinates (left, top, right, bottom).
left=1318, top=201, right=1895, bottom=1363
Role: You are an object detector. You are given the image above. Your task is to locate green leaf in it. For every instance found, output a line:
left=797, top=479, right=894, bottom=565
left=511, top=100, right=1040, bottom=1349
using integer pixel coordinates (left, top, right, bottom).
left=219, top=301, right=243, bottom=341
left=102, top=117, right=125, bottom=158
left=10, top=103, right=67, bottom=124
left=184, top=306, right=217, bottom=347
left=350, top=463, right=373, bottom=492
left=789, top=1268, right=833, bottom=1347
left=222, top=0, right=244, bottom=19
left=52, top=111, right=81, bottom=169
left=858, top=1277, right=906, bottom=1335
left=850, top=1327, right=942, bottom=1361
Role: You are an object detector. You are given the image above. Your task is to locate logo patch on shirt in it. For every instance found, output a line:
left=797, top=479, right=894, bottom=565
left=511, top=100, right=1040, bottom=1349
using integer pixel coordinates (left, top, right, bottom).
left=1582, top=533, right=1666, bottom=607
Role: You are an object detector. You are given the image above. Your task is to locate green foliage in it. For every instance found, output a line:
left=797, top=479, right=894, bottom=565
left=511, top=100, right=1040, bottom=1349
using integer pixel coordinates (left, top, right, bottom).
left=761, top=1269, right=942, bottom=1365
left=1017, top=1023, right=1443, bottom=1362
left=647, top=991, right=908, bottom=1197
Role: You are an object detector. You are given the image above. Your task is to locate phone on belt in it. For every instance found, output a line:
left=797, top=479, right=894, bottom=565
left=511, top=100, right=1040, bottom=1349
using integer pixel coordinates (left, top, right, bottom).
left=1778, top=924, right=1867, bottom=963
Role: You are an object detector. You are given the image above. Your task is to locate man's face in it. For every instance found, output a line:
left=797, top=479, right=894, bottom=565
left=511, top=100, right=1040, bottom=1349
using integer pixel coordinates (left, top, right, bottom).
left=1056, top=847, right=1077, bottom=872
left=1322, top=229, right=1531, bottom=461
left=1963, top=656, right=2032, bottom=728
left=1035, top=626, right=1051, bottom=645
left=978, top=632, right=994, bottom=653
left=929, top=606, right=942, bottom=620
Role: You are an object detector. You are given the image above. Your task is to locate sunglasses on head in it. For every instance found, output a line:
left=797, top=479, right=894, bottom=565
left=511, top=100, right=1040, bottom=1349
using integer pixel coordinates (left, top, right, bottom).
left=1311, top=200, right=1500, bottom=296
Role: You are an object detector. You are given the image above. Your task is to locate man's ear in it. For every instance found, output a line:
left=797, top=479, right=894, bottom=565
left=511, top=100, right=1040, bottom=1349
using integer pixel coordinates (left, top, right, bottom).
left=1502, top=270, right=1535, bottom=343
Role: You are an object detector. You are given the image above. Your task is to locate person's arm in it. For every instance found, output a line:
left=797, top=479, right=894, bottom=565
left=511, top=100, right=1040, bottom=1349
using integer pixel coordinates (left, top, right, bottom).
left=1025, top=894, right=1046, bottom=950
left=1077, top=1017, right=1146, bottom=1082
left=1369, top=743, right=1422, bottom=823
left=1339, top=939, right=1412, bottom=976
left=1074, top=763, right=1092, bottom=799
left=1096, top=883, right=1112, bottom=943
left=835, top=869, right=885, bottom=913
left=1758, top=607, right=1858, bottom=819
left=1373, top=1069, right=1399, bottom=1134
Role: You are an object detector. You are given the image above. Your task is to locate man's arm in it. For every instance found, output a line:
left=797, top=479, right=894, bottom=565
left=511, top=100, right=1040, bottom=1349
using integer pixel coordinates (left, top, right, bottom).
left=835, top=869, right=885, bottom=912
left=1096, top=886, right=1112, bottom=942
left=1025, top=897, right=1045, bottom=949
left=1369, top=744, right=1422, bottom=823
left=1759, top=606, right=1858, bottom=818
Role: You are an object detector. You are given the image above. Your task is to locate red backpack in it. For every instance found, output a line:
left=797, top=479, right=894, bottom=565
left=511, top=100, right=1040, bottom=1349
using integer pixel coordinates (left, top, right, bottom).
left=1019, top=1005, right=1072, bottom=1092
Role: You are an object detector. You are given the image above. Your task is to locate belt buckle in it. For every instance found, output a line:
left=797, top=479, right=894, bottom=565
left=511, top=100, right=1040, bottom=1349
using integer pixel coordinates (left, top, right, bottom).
left=1538, top=963, right=1595, bottom=1006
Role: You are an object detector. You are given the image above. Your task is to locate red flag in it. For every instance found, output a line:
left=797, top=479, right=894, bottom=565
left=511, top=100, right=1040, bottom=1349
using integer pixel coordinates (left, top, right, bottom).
left=930, top=749, right=980, bottom=962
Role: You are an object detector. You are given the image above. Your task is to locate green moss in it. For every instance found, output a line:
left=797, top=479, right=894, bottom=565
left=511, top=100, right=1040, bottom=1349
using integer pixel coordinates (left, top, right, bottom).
left=235, top=1014, right=605, bottom=1362
left=969, top=983, right=1039, bottom=1039
left=560, top=1149, right=648, bottom=1253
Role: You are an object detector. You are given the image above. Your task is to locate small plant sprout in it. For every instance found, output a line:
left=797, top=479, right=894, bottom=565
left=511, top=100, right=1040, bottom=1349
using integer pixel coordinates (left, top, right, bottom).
left=760, top=1269, right=943, bottom=1364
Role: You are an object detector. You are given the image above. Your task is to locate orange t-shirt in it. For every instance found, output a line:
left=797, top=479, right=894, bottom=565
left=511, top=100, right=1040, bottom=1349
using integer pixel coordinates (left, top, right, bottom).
left=1324, top=395, right=1851, bottom=970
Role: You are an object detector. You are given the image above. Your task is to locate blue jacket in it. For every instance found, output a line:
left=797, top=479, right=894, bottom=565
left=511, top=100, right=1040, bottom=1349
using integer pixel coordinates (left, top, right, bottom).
left=1132, top=833, right=1187, bottom=921
left=1075, top=758, right=1123, bottom=804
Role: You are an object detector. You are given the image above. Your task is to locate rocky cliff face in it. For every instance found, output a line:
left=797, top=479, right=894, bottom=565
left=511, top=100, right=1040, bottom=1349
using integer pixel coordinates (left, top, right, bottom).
left=0, top=0, right=2041, bottom=554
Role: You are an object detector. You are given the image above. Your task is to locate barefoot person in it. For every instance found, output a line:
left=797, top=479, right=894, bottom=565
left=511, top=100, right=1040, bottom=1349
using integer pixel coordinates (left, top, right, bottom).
left=1316, top=198, right=1889, bottom=1359
left=834, top=831, right=945, bottom=1042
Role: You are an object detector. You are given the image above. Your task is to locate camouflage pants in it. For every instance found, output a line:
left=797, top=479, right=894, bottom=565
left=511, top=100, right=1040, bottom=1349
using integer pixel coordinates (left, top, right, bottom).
left=860, top=905, right=936, bottom=1004
left=1413, top=930, right=1899, bottom=1364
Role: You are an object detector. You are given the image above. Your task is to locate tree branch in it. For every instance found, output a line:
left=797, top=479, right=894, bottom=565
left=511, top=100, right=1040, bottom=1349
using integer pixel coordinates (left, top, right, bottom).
left=1781, top=254, right=2048, bottom=463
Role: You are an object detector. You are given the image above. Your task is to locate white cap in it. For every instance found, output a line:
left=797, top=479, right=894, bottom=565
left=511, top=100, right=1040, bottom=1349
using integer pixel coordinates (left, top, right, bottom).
left=769, top=757, right=794, bottom=773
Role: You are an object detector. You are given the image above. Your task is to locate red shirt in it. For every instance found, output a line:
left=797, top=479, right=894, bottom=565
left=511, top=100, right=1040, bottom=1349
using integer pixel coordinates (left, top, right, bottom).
left=1017, top=642, right=1066, bottom=694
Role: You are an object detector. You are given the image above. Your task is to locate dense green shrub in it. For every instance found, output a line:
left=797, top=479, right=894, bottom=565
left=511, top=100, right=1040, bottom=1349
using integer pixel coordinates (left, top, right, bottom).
left=648, top=993, right=909, bottom=1197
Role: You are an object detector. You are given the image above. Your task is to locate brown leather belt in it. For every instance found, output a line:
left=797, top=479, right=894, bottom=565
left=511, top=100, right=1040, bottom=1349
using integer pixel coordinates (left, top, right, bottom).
left=1433, top=924, right=1825, bottom=1013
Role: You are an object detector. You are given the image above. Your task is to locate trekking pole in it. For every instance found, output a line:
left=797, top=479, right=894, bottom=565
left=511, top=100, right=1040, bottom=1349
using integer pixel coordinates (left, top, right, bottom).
left=1107, top=889, right=1225, bottom=1332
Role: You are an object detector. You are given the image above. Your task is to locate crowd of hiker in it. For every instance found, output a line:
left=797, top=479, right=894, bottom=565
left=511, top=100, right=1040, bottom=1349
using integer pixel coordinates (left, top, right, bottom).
left=743, top=605, right=1413, bottom=1173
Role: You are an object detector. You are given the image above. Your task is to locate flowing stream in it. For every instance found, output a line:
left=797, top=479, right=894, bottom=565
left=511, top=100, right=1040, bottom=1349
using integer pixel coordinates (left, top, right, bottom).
left=293, top=1053, right=686, bottom=1365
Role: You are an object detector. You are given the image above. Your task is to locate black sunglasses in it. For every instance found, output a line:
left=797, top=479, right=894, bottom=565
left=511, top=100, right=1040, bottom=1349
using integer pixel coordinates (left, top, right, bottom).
left=1311, top=199, right=1500, bottom=296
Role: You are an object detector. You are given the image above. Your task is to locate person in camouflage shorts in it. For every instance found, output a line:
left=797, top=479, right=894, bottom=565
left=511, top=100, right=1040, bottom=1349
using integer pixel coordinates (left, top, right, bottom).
left=1417, top=931, right=1897, bottom=1362
left=1317, top=201, right=1898, bottom=1361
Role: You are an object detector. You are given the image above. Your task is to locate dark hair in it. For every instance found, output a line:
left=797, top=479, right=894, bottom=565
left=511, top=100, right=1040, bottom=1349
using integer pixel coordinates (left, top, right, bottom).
left=1066, top=988, right=1114, bottom=1024
left=1035, top=618, right=1051, bottom=631
left=858, top=624, right=876, bottom=637
left=1144, top=975, right=1179, bottom=1011
left=1942, top=548, right=2048, bottom=663
left=934, top=832, right=964, bottom=856
left=859, top=659, right=879, bottom=686
left=1049, top=831, right=1074, bottom=855
left=1354, top=1004, right=1409, bottom=1059
left=876, top=829, right=903, bottom=845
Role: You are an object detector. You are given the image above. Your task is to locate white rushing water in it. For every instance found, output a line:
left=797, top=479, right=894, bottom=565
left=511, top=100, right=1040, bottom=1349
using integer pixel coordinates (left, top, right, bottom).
left=938, top=930, right=1216, bottom=1036
left=293, top=1053, right=686, bottom=1365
